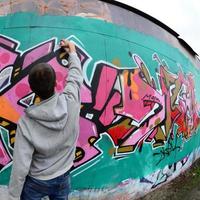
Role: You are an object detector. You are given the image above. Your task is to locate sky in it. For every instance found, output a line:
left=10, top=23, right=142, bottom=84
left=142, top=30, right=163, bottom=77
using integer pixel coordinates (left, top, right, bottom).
left=116, top=0, right=200, bottom=56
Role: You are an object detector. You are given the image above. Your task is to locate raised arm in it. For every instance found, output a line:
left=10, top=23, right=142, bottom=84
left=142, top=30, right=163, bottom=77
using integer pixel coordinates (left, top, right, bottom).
left=60, top=39, right=83, bottom=103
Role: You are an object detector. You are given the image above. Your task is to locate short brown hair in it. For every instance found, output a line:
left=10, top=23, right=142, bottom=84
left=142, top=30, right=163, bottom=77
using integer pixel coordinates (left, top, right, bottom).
left=28, top=63, right=56, bottom=100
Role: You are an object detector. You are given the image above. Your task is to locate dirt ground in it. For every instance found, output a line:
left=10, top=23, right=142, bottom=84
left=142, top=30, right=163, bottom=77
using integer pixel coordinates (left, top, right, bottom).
left=138, top=159, right=200, bottom=200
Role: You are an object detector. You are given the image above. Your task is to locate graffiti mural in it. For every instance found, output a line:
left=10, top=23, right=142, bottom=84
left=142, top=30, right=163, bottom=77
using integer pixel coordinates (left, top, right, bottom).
left=0, top=0, right=199, bottom=197
left=0, top=33, right=199, bottom=173
left=0, top=23, right=199, bottom=200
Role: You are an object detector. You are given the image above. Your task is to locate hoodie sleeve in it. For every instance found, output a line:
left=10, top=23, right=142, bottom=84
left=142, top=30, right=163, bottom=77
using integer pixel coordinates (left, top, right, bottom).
left=8, top=120, right=34, bottom=200
left=63, top=52, right=83, bottom=103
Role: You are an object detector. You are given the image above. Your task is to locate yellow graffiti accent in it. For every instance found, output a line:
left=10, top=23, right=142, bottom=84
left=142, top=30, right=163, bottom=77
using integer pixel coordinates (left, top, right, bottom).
left=140, top=63, right=152, bottom=86
left=89, top=136, right=97, bottom=145
left=14, top=67, right=21, bottom=72
left=112, top=58, right=121, bottom=67
left=110, top=118, right=133, bottom=129
left=0, top=121, right=9, bottom=127
left=11, top=137, right=15, bottom=144
left=10, top=130, right=16, bottom=135
left=14, top=72, right=20, bottom=77
left=154, top=118, right=161, bottom=126
left=117, top=145, right=134, bottom=153
left=153, top=126, right=165, bottom=147
left=76, top=151, right=82, bottom=157
left=161, top=67, right=182, bottom=110
left=14, top=67, right=21, bottom=77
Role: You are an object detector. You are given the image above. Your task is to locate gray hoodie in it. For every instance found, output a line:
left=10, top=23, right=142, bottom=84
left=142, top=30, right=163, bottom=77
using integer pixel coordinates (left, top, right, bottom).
left=8, top=52, right=83, bottom=200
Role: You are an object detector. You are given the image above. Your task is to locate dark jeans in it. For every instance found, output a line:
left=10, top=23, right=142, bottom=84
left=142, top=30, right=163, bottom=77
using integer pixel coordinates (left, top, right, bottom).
left=21, top=171, right=71, bottom=200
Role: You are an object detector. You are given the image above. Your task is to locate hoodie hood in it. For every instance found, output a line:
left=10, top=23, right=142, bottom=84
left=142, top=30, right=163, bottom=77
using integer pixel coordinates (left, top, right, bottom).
left=25, top=94, right=68, bottom=131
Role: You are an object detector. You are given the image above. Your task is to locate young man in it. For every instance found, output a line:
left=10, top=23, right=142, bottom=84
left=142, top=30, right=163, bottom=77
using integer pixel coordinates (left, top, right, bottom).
left=8, top=40, right=83, bottom=200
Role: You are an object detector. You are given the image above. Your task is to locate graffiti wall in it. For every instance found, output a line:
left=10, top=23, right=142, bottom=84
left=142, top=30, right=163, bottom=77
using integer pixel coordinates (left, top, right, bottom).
left=0, top=9, right=200, bottom=200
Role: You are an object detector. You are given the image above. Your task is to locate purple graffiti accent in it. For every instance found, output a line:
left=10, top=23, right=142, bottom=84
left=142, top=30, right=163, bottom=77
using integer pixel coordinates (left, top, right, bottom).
left=76, top=45, right=91, bottom=68
left=0, top=36, right=18, bottom=49
left=18, top=92, right=36, bottom=108
left=152, top=170, right=169, bottom=188
left=2, top=39, right=64, bottom=115
left=0, top=49, right=18, bottom=70
left=6, top=76, right=31, bottom=116
left=99, top=91, right=121, bottom=126
left=6, top=58, right=68, bottom=115
left=81, top=85, right=92, bottom=103
left=92, top=63, right=118, bottom=111
left=123, top=97, right=165, bottom=146
left=0, top=140, right=11, bottom=166
left=0, top=36, right=19, bottom=93
left=15, top=83, right=31, bottom=99
left=112, top=65, right=165, bottom=147
left=114, top=55, right=178, bottom=148
left=22, top=40, right=54, bottom=69
left=74, top=117, right=99, bottom=167
left=145, top=128, right=158, bottom=142
left=48, top=57, right=68, bottom=92
left=115, top=55, right=164, bottom=122
left=0, top=36, right=19, bottom=70
left=140, top=177, right=153, bottom=184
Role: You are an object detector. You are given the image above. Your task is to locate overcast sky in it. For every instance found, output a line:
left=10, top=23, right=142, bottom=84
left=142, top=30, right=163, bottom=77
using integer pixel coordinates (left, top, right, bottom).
left=116, top=0, right=200, bottom=56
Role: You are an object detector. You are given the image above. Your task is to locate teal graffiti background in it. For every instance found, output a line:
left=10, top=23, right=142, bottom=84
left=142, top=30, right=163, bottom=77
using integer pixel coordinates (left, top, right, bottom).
left=0, top=13, right=200, bottom=190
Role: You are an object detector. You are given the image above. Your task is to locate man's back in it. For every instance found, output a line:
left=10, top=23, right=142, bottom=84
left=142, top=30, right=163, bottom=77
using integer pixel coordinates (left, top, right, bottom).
left=9, top=42, right=83, bottom=200
left=20, top=92, right=80, bottom=180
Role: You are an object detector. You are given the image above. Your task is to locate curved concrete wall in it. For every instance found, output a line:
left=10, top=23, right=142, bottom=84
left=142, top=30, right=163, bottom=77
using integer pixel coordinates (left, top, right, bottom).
left=0, top=1, right=200, bottom=199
